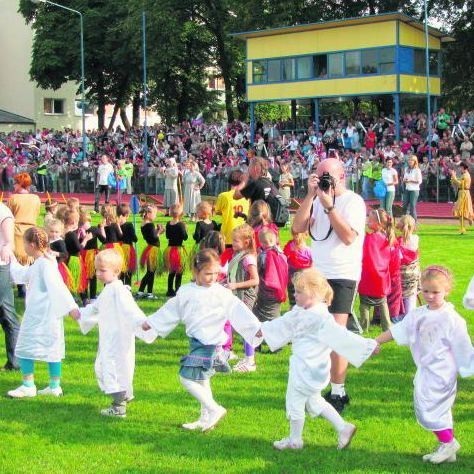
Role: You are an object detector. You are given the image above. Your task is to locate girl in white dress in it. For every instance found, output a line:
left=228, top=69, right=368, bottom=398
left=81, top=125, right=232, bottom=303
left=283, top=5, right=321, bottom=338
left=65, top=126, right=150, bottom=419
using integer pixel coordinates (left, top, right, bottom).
left=142, top=249, right=262, bottom=432
left=260, top=268, right=377, bottom=451
left=7, top=227, right=80, bottom=398
left=376, top=265, right=474, bottom=464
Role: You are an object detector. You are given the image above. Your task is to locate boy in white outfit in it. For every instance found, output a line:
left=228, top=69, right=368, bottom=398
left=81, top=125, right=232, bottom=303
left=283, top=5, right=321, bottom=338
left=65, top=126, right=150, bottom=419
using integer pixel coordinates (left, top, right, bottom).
left=260, top=268, right=378, bottom=450
left=78, top=249, right=148, bottom=417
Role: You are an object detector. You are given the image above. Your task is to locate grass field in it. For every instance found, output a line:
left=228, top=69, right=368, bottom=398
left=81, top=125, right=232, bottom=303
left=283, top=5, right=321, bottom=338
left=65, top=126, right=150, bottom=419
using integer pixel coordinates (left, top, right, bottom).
left=0, top=216, right=473, bottom=473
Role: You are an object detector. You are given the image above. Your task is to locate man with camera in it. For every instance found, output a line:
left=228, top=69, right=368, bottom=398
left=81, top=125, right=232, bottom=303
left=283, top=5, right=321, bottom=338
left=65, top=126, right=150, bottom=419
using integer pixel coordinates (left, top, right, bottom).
left=292, top=158, right=366, bottom=413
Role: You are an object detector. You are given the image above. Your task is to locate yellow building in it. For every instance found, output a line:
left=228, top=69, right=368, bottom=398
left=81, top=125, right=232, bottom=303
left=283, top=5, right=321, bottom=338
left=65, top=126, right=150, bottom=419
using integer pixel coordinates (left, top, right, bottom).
left=233, top=12, right=452, bottom=140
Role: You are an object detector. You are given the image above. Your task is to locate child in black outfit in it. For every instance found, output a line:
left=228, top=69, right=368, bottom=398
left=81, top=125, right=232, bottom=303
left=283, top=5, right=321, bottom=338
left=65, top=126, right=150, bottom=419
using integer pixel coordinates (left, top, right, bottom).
left=137, top=204, right=164, bottom=299
left=117, top=203, right=138, bottom=286
left=164, top=203, right=188, bottom=296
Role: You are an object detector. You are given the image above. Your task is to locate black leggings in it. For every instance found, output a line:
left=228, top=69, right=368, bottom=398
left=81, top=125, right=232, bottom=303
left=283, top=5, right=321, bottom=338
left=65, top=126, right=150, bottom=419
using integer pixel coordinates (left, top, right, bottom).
left=139, top=271, right=155, bottom=293
left=167, top=272, right=182, bottom=292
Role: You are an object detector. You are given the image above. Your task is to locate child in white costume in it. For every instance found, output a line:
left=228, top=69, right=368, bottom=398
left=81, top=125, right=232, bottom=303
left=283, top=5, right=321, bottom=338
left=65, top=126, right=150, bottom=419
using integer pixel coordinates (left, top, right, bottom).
left=79, top=249, right=148, bottom=418
left=260, top=268, right=377, bottom=451
left=7, top=227, right=80, bottom=398
left=377, top=265, right=474, bottom=464
left=142, top=249, right=262, bottom=432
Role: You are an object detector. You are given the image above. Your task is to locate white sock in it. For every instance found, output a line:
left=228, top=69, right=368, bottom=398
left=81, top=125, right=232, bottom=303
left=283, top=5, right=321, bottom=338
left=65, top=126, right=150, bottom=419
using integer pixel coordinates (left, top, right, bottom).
left=245, top=355, right=255, bottom=364
left=331, top=383, right=346, bottom=397
left=321, top=401, right=346, bottom=432
left=289, top=419, right=305, bottom=442
left=180, top=376, right=219, bottom=412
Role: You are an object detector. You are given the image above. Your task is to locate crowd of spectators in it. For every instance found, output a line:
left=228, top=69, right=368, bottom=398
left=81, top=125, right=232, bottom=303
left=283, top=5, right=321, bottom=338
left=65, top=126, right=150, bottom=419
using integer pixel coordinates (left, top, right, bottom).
left=0, top=107, right=473, bottom=203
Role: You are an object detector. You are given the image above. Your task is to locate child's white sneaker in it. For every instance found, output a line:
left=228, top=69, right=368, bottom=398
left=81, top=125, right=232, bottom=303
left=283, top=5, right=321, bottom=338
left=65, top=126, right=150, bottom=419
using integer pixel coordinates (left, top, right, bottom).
left=100, top=407, right=126, bottom=418
left=233, top=359, right=256, bottom=373
left=226, top=350, right=239, bottom=361
left=273, top=437, right=304, bottom=450
left=37, top=386, right=63, bottom=397
left=182, top=420, right=204, bottom=430
left=429, top=439, right=460, bottom=464
left=337, top=423, right=357, bottom=449
left=423, top=451, right=456, bottom=463
left=201, top=406, right=227, bottom=432
left=7, top=384, right=37, bottom=398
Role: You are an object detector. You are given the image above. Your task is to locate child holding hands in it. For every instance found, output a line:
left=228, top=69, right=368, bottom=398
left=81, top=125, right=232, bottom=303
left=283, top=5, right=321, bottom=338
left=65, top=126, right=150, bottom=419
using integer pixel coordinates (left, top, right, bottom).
left=376, top=266, right=474, bottom=464
left=7, top=227, right=80, bottom=398
left=142, top=249, right=262, bottom=432
left=260, top=268, right=377, bottom=451
left=78, top=249, right=148, bottom=418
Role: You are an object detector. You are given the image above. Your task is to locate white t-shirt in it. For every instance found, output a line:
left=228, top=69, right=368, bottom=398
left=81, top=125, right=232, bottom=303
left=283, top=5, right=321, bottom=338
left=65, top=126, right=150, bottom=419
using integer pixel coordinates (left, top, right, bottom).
left=97, top=163, right=114, bottom=185
left=382, top=168, right=398, bottom=192
left=404, top=167, right=422, bottom=191
left=0, top=203, right=13, bottom=266
left=310, top=190, right=366, bottom=281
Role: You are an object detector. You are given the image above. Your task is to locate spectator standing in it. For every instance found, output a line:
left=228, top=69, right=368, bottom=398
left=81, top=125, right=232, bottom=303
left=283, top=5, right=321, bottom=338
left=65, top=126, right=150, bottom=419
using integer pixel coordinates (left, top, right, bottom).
left=292, top=158, right=366, bottom=413
left=402, top=156, right=423, bottom=222
left=94, top=155, right=114, bottom=213
left=381, top=158, right=398, bottom=217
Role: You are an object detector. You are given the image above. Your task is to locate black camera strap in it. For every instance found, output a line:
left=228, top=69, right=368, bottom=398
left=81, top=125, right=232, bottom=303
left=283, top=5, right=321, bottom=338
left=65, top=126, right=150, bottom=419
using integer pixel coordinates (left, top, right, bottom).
left=308, top=193, right=336, bottom=242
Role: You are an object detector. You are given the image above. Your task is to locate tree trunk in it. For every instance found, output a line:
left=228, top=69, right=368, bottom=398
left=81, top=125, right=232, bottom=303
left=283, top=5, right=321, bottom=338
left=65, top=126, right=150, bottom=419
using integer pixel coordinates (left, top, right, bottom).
left=235, top=72, right=247, bottom=120
left=132, top=92, right=141, bottom=127
left=96, top=74, right=106, bottom=130
left=120, top=108, right=131, bottom=130
left=107, top=103, right=120, bottom=132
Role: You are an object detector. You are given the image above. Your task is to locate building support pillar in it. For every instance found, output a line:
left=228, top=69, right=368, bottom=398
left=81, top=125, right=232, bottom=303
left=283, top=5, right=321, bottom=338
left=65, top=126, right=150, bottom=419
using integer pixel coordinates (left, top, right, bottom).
left=393, top=93, right=400, bottom=143
left=312, top=98, right=320, bottom=135
left=250, top=102, right=255, bottom=146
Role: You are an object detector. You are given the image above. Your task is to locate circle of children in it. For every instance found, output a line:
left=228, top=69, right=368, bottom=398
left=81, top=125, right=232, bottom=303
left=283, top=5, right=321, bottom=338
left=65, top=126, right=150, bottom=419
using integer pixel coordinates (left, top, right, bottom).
left=1, top=107, right=473, bottom=204
left=1, top=139, right=474, bottom=467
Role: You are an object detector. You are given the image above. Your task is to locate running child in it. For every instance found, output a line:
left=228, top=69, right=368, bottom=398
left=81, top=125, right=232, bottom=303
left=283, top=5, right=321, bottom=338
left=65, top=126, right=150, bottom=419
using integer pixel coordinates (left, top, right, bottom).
left=137, top=204, right=164, bottom=299
left=164, top=203, right=188, bottom=297
left=376, top=266, right=474, bottom=464
left=7, top=227, right=80, bottom=398
left=260, top=268, right=377, bottom=451
left=79, top=249, right=147, bottom=418
left=141, top=249, right=262, bottom=431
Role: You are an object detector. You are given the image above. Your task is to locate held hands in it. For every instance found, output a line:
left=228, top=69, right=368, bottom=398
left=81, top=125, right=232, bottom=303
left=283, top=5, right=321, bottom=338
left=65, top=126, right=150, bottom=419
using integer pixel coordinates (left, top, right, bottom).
left=225, top=282, right=237, bottom=291
left=371, top=343, right=381, bottom=357
left=70, top=308, right=81, bottom=321
left=156, top=224, right=165, bottom=234
left=142, top=321, right=152, bottom=331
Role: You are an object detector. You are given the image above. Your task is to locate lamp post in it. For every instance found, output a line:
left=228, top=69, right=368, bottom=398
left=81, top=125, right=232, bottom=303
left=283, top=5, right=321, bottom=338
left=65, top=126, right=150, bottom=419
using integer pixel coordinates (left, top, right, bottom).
left=423, top=0, right=432, bottom=163
left=31, top=0, right=86, bottom=161
left=142, top=10, right=149, bottom=194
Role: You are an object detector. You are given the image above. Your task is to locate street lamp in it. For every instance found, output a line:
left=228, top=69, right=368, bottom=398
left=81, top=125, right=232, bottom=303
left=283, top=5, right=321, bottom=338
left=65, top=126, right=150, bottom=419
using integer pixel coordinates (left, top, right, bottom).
left=31, top=0, right=86, bottom=161
left=423, top=0, right=432, bottom=163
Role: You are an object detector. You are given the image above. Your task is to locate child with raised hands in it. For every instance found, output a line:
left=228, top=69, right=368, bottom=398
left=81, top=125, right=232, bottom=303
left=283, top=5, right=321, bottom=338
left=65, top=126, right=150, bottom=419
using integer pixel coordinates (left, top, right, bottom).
left=7, top=227, right=80, bottom=398
left=260, top=268, right=377, bottom=451
left=78, top=249, right=148, bottom=418
left=141, top=249, right=262, bottom=432
left=376, top=266, right=474, bottom=464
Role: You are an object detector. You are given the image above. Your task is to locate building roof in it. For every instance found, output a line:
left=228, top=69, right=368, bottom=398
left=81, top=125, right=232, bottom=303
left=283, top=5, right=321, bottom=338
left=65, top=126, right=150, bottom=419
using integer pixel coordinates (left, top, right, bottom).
left=0, top=109, right=35, bottom=125
left=232, top=12, right=454, bottom=43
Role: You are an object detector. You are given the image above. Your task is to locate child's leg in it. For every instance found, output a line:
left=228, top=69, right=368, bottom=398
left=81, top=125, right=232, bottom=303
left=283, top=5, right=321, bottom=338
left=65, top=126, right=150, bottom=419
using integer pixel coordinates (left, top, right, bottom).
left=222, top=321, right=233, bottom=352
left=19, top=358, right=35, bottom=386
left=146, top=271, right=155, bottom=294
left=167, top=272, right=176, bottom=295
left=89, top=276, right=97, bottom=299
left=379, top=299, right=392, bottom=331
left=234, top=342, right=256, bottom=372
left=175, top=273, right=182, bottom=292
left=434, top=429, right=454, bottom=443
left=306, top=393, right=356, bottom=449
left=425, top=429, right=460, bottom=464
left=123, top=272, right=132, bottom=287
left=48, top=362, right=61, bottom=389
left=358, top=299, right=372, bottom=332
left=138, top=271, right=153, bottom=293
left=274, top=383, right=305, bottom=449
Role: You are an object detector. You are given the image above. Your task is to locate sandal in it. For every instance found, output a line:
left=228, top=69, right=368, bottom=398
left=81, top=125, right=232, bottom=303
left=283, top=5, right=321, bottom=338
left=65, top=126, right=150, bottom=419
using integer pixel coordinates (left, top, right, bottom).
left=233, top=359, right=256, bottom=373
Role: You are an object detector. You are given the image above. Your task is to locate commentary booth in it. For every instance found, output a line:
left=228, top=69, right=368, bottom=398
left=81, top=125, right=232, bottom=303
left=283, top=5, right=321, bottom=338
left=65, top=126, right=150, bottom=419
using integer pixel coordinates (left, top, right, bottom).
left=233, top=12, right=452, bottom=142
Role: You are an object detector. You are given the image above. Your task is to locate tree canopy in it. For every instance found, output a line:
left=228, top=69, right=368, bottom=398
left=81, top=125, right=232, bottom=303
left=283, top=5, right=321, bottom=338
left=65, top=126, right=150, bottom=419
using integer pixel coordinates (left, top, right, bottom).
left=19, top=0, right=474, bottom=128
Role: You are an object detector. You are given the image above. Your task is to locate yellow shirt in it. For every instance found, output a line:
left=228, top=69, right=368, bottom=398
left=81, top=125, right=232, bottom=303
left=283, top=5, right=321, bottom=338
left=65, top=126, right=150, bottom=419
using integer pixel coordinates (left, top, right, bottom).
left=214, top=190, right=249, bottom=244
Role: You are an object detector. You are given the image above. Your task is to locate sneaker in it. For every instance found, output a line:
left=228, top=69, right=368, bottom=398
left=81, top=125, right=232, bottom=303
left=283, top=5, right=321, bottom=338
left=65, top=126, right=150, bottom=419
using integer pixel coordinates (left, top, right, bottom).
left=1, top=363, right=20, bottom=372
left=423, top=451, right=456, bottom=463
left=135, top=292, right=145, bottom=299
left=100, top=407, right=126, bottom=418
left=337, top=423, right=357, bottom=449
left=7, top=384, right=37, bottom=398
left=37, top=386, right=63, bottom=397
left=145, top=293, right=158, bottom=300
left=429, top=439, right=460, bottom=464
left=201, top=406, right=227, bottom=432
left=324, top=392, right=350, bottom=413
left=273, top=437, right=304, bottom=451
left=233, top=359, right=257, bottom=373
left=182, top=420, right=204, bottom=431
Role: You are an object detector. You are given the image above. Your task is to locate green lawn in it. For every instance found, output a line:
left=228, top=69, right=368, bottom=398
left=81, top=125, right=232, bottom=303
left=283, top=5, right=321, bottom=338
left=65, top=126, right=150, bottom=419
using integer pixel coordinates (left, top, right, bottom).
left=0, top=217, right=473, bottom=473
